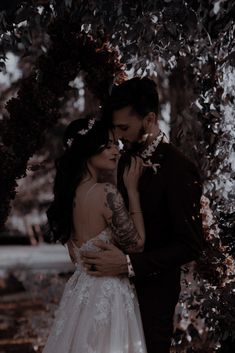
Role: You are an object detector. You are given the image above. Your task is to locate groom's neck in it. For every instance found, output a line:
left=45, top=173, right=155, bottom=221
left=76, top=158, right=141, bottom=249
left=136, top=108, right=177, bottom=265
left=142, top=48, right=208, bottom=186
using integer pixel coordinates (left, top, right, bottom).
left=145, top=124, right=160, bottom=146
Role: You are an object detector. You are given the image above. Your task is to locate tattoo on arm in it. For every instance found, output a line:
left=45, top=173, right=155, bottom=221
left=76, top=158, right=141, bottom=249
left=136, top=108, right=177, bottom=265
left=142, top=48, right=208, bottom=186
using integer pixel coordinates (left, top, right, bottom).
left=104, top=183, right=141, bottom=253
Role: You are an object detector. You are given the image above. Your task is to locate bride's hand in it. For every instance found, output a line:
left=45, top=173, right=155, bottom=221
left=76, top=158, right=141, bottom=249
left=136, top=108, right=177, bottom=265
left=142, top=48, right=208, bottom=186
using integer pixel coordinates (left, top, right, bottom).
left=123, top=156, right=143, bottom=191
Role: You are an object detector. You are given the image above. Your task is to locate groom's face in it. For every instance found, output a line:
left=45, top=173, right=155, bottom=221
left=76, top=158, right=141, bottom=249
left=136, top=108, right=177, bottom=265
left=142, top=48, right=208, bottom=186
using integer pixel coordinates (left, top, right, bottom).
left=112, top=106, right=144, bottom=150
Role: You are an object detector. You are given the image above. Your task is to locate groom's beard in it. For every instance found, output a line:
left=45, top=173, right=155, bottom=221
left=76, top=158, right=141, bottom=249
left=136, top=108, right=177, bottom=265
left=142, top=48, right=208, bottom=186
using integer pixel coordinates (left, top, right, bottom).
left=121, top=127, right=146, bottom=155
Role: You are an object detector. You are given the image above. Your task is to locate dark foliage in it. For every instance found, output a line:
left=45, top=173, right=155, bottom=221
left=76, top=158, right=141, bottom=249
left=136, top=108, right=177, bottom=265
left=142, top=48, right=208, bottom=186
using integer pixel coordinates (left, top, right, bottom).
left=0, top=1, right=234, bottom=351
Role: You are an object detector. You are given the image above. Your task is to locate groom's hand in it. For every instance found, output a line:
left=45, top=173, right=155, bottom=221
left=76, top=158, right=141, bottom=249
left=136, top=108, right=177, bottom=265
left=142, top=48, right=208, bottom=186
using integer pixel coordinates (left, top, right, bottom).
left=81, top=241, right=128, bottom=277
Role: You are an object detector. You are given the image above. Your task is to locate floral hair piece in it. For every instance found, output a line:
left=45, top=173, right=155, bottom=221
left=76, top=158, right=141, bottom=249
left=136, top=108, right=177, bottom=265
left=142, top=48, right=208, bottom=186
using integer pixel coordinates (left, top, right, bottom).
left=77, top=117, right=96, bottom=135
left=66, top=118, right=96, bottom=147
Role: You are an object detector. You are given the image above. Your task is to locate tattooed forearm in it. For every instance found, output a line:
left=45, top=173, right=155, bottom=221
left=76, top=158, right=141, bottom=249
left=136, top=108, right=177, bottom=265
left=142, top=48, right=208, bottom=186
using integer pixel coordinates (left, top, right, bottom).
left=104, top=183, right=142, bottom=253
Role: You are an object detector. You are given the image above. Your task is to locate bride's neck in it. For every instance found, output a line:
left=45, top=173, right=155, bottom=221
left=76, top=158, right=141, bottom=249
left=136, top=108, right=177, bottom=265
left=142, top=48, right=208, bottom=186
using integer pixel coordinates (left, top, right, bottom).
left=82, top=166, right=98, bottom=185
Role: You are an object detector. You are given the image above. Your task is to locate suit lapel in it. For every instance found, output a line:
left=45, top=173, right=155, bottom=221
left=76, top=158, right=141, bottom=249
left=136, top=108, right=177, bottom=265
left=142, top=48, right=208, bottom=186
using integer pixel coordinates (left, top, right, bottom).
left=139, top=142, right=170, bottom=212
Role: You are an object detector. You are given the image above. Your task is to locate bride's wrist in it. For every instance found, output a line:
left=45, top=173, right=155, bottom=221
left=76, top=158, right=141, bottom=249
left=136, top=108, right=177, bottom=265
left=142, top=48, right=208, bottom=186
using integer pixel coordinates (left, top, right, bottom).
left=127, top=188, right=139, bottom=196
left=129, top=210, right=142, bottom=215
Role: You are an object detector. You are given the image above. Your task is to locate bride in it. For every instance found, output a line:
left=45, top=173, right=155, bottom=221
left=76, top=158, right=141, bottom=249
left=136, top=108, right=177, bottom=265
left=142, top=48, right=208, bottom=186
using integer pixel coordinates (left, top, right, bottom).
left=43, top=117, right=147, bottom=353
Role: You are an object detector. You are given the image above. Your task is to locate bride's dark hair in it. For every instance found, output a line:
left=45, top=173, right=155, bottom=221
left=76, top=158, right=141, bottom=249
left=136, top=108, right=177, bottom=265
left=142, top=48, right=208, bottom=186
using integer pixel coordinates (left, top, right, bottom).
left=46, top=117, right=110, bottom=245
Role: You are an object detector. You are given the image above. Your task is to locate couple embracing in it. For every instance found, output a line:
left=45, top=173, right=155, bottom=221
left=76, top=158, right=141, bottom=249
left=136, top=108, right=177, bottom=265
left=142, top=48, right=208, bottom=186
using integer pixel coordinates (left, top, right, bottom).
left=43, top=77, right=203, bottom=353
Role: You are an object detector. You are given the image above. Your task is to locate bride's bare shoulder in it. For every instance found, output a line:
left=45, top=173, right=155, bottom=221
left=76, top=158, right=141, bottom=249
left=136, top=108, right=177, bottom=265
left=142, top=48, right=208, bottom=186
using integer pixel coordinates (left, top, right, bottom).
left=97, top=182, right=119, bottom=195
left=97, top=183, right=123, bottom=210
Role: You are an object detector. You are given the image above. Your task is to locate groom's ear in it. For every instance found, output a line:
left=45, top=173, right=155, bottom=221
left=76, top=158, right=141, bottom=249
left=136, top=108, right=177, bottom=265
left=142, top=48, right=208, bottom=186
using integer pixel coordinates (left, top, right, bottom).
left=143, top=112, right=157, bottom=130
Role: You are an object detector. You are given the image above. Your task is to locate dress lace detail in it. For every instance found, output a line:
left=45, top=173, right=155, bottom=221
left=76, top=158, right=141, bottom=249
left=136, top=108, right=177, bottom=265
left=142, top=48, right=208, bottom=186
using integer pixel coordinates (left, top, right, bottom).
left=42, top=228, right=147, bottom=353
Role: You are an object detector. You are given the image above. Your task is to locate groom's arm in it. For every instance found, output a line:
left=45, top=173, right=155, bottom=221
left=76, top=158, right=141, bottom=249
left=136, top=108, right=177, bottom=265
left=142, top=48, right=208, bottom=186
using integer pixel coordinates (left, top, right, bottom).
left=129, top=160, right=204, bottom=278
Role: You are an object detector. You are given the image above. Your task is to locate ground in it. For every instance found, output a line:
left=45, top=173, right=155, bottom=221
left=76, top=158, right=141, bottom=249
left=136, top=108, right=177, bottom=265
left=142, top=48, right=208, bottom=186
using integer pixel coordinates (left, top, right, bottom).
left=0, top=244, right=73, bottom=353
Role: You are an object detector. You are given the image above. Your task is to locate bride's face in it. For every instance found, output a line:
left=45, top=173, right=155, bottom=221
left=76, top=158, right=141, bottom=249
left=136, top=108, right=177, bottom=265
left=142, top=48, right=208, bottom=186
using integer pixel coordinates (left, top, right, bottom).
left=88, top=132, right=120, bottom=172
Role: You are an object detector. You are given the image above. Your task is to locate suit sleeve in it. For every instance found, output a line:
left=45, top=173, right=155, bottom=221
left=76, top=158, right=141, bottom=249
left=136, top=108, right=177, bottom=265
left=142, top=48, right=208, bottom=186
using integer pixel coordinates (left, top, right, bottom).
left=129, top=161, right=204, bottom=278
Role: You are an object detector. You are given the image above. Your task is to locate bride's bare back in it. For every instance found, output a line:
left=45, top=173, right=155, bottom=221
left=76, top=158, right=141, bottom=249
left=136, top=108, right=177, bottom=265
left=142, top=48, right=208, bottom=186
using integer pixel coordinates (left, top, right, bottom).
left=70, top=182, right=106, bottom=248
left=66, top=178, right=145, bottom=264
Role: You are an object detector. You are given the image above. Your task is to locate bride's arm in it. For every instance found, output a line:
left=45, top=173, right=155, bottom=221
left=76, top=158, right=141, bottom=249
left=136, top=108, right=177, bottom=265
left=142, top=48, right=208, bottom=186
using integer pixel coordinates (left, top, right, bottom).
left=102, top=156, right=145, bottom=254
left=102, top=182, right=145, bottom=253
left=66, top=239, right=77, bottom=264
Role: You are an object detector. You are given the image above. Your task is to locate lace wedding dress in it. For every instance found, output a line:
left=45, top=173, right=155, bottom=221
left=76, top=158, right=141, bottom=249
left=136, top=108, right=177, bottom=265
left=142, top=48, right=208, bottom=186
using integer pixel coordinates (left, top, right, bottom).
left=42, top=227, right=147, bottom=353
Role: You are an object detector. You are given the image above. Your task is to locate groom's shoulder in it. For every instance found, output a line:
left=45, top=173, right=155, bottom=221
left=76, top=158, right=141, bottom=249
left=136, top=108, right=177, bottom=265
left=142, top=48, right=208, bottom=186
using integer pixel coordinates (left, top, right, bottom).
left=165, top=143, right=192, bottom=164
left=162, top=143, right=199, bottom=176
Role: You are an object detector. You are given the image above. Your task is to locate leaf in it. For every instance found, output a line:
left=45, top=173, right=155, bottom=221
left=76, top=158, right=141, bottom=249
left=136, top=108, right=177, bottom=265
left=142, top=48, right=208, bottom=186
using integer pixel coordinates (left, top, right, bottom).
left=0, top=61, right=6, bottom=73
left=15, top=5, right=31, bottom=24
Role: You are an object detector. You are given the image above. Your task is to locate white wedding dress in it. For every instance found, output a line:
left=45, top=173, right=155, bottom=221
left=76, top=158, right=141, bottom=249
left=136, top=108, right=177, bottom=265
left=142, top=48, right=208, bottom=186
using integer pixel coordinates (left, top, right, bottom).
left=42, top=227, right=147, bottom=353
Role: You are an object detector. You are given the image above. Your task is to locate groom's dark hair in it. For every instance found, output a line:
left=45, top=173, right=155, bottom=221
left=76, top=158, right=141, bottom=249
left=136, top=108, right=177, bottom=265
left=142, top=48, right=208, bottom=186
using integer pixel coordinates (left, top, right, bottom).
left=103, top=77, right=159, bottom=125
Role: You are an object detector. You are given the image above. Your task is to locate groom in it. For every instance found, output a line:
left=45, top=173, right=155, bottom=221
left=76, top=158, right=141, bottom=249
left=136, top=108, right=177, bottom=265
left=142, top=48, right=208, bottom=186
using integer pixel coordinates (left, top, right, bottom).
left=82, top=77, right=204, bottom=353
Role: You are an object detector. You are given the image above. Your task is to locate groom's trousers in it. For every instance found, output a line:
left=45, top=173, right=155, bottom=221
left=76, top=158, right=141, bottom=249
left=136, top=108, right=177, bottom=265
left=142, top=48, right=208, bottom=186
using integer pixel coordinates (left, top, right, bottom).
left=134, top=268, right=181, bottom=353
